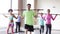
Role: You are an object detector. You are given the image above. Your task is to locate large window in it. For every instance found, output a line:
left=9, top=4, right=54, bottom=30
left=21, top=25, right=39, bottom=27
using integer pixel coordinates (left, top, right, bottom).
left=0, top=0, right=18, bottom=28
left=0, top=0, right=10, bottom=28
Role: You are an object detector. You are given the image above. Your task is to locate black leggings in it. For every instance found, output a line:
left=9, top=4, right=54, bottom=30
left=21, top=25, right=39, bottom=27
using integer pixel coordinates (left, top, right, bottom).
left=40, top=25, right=44, bottom=34
left=15, top=22, right=21, bottom=32
left=46, top=24, right=51, bottom=34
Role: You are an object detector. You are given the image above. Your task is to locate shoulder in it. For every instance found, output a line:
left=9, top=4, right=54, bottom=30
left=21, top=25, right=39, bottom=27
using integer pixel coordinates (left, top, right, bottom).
left=23, top=10, right=27, bottom=13
left=44, top=15, right=46, bottom=17
left=50, top=14, right=52, bottom=16
left=12, top=14, right=15, bottom=16
left=12, top=14, right=14, bottom=15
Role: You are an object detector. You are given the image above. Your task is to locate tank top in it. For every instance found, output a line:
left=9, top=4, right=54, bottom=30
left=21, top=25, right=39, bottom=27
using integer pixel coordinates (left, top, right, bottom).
left=9, top=15, right=13, bottom=20
left=38, top=16, right=44, bottom=26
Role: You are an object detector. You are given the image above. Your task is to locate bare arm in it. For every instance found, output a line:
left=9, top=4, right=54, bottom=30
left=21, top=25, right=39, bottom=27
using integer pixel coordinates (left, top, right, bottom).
left=42, top=16, right=46, bottom=21
left=19, top=15, right=24, bottom=19
left=34, top=11, right=38, bottom=18
left=13, top=14, right=17, bottom=19
left=3, top=14, right=8, bottom=18
left=51, top=14, right=57, bottom=20
left=21, top=16, right=24, bottom=19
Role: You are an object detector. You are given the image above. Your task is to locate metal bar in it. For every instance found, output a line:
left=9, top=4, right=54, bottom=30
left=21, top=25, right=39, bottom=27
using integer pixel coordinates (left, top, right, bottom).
left=38, top=13, right=60, bottom=15
left=13, top=9, right=43, bottom=11
left=0, top=13, right=17, bottom=15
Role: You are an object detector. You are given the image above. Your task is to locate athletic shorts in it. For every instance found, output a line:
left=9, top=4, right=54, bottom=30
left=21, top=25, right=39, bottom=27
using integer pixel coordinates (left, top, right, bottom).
left=9, top=23, right=14, bottom=27
left=25, top=24, right=34, bottom=32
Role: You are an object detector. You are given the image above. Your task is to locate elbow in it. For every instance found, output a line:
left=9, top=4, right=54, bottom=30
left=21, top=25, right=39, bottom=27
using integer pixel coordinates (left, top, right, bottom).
left=15, top=17, right=17, bottom=19
left=16, top=17, right=17, bottom=19
left=52, top=18, right=55, bottom=21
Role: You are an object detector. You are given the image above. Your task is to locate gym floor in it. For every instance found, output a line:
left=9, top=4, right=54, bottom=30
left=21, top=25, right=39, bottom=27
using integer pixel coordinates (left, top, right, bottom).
left=0, top=28, right=60, bottom=34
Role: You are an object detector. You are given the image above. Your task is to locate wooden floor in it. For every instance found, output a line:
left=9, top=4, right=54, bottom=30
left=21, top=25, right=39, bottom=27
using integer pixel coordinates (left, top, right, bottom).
left=0, top=29, right=60, bottom=34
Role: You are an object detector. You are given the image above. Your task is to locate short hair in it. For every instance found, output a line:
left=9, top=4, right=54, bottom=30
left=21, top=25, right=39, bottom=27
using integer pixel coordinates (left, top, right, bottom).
left=27, top=4, right=31, bottom=6
left=47, top=9, right=50, bottom=11
left=8, top=9, right=13, bottom=12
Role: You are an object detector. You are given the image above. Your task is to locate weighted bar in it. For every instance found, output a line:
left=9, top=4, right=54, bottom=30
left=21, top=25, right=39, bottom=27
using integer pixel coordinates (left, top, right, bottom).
left=38, top=13, right=60, bottom=15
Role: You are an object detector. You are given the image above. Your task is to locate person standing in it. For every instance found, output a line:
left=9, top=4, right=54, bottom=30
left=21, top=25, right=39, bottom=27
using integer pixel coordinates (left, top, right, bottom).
left=3, top=9, right=17, bottom=34
left=37, top=13, right=45, bottom=34
left=15, top=12, right=22, bottom=33
left=23, top=4, right=36, bottom=34
left=44, top=9, right=57, bottom=34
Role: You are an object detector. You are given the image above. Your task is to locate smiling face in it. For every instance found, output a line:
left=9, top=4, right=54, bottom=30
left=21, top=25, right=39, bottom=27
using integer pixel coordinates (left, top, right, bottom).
left=27, top=4, right=31, bottom=10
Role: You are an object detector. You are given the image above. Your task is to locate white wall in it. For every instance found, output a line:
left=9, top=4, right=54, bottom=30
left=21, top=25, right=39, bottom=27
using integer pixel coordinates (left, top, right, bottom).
left=0, top=0, right=18, bottom=28
left=23, top=0, right=27, bottom=9
left=23, top=0, right=34, bottom=9
left=37, top=0, right=60, bottom=30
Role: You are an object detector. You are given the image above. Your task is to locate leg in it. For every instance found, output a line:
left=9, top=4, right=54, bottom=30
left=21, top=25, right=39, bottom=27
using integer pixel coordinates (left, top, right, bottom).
left=15, top=22, right=18, bottom=33
left=29, top=25, right=34, bottom=34
left=18, top=22, right=20, bottom=32
left=46, top=25, right=48, bottom=34
left=30, top=31, right=32, bottom=34
left=7, top=24, right=10, bottom=34
left=48, top=24, right=51, bottom=34
left=11, top=23, right=14, bottom=34
left=25, top=29, right=28, bottom=34
left=41, top=26, right=44, bottom=33
left=40, top=28, right=41, bottom=34
left=40, top=26, right=42, bottom=34
left=25, top=24, right=28, bottom=34
left=11, top=27, right=14, bottom=34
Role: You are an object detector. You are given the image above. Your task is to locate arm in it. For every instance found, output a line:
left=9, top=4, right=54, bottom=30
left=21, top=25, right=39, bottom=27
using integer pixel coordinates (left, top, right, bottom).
left=42, top=16, right=46, bottom=21
left=34, top=17, right=37, bottom=25
left=33, top=11, right=38, bottom=18
left=43, top=15, right=46, bottom=21
left=13, top=14, right=17, bottom=19
left=22, top=11, right=25, bottom=19
left=34, top=15, right=38, bottom=18
left=20, top=15, right=24, bottom=19
left=51, top=14, right=57, bottom=20
left=3, top=14, right=8, bottom=18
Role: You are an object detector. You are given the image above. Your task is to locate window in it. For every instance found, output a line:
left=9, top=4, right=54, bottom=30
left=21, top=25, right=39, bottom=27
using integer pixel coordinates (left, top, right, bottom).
left=0, top=0, right=10, bottom=28
left=0, top=0, right=18, bottom=28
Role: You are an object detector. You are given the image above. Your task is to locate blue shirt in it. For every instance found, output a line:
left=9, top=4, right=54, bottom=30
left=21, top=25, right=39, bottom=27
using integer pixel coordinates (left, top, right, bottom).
left=16, top=16, right=21, bottom=22
left=37, top=16, right=44, bottom=26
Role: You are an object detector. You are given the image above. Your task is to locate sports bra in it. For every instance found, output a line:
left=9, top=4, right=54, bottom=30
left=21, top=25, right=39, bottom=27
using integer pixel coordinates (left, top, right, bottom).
left=9, top=15, right=13, bottom=20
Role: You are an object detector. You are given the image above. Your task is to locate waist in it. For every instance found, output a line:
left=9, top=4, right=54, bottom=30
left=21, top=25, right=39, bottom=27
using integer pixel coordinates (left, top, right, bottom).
left=16, top=20, right=21, bottom=22
left=10, top=20, right=14, bottom=22
left=9, top=22, right=14, bottom=23
left=46, top=20, right=51, bottom=23
left=46, top=22, right=51, bottom=24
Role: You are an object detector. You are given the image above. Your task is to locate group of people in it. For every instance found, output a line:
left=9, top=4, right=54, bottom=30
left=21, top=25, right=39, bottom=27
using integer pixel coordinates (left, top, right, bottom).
left=3, top=3, right=58, bottom=34
left=38, top=9, right=57, bottom=34
left=3, top=9, right=21, bottom=34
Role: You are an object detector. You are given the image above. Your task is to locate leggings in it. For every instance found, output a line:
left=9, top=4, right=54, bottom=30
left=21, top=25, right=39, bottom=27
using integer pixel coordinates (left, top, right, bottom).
left=15, top=22, right=21, bottom=32
left=40, top=25, right=44, bottom=34
left=46, top=24, right=51, bottom=34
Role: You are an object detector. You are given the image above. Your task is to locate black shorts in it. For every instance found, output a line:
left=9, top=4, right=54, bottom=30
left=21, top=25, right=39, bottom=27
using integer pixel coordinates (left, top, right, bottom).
left=25, top=24, right=34, bottom=32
